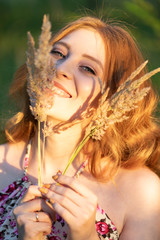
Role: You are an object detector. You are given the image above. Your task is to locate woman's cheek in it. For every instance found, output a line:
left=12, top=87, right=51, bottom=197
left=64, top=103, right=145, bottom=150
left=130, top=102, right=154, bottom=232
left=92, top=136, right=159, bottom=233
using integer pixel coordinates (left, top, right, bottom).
left=78, top=78, right=100, bottom=102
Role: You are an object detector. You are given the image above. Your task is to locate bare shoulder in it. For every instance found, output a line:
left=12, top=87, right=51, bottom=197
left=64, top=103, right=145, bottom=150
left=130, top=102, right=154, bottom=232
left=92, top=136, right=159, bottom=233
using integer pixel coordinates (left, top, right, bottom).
left=0, top=142, right=12, bottom=165
left=0, top=141, right=26, bottom=164
left=0, top=141, right=26, bottom=190
left=117, top=168, right=160, bottom=239
left=117, top=167, right=160, bottom=205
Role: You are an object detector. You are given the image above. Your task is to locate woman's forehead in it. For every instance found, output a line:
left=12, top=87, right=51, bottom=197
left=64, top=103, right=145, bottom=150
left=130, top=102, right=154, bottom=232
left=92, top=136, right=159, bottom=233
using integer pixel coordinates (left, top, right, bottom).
left=59, top=28, right=103, bottom=46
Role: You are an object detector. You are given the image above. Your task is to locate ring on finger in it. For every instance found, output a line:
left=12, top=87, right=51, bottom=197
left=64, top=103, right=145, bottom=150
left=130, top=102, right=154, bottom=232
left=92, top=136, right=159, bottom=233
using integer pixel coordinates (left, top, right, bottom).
left=35, top=212, right=39, bottom=222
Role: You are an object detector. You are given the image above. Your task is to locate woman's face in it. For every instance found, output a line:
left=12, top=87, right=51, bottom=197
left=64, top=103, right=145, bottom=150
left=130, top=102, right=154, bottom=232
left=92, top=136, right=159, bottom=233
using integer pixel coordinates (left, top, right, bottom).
left=47, top=28, right=105, bottom=122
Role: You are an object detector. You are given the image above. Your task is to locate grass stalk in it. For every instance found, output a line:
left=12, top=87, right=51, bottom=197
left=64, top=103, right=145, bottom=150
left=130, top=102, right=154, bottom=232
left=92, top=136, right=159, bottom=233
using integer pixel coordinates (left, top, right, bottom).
left=62, top=129, right=95, bottom=175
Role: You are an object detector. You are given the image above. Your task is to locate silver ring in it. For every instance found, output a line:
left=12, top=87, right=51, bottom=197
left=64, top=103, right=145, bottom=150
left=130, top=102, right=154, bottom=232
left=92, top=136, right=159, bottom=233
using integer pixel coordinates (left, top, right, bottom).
left=35, top=212, right=39, bottom=222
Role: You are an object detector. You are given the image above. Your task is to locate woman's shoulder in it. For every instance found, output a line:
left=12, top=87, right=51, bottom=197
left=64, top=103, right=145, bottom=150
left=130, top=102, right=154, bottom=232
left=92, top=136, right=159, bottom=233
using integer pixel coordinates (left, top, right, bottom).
left=118, top=167, right=160, bottom=193
left=0, top=140, right=26, bottom=163
left=0, top=141, right=26, bottom=190
left=0, top=142, right=13, bottom=166
left=116, top=167, right=160, bottom=239
left=117, top=167, right=160, bottom=205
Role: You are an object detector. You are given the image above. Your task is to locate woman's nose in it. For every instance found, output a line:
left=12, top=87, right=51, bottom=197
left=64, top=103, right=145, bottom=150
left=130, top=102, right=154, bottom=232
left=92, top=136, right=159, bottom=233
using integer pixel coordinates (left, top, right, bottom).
left=55, top=59, right=73, bottom=80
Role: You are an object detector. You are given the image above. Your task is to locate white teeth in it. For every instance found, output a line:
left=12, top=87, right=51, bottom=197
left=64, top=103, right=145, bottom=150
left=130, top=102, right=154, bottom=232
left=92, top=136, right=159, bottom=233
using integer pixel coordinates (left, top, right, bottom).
left=53, top=86, right=70, bottom=98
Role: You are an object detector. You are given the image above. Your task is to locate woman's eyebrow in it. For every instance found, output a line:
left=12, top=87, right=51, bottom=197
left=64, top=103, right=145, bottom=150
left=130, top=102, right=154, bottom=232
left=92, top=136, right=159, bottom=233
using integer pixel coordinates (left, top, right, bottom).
left=54, top=41, right=70, bottom=49
left=82, top=54, right=103, bottom=71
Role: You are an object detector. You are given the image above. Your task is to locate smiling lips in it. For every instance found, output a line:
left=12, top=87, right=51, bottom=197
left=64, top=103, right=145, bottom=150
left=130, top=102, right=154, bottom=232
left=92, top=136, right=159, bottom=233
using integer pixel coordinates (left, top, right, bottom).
left=53, top=82, right=72, bottom=98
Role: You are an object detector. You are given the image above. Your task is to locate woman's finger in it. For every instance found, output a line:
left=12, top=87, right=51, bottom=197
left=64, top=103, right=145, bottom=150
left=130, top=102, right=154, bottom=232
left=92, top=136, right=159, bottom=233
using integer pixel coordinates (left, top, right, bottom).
left=52, top=201, right=75, bottom=223
left=16, top=211, right=51, bottom=224
left=39, top=185, right=97, bottom=221
left=14, top=197, right=56, bottom=221
left=53, top=174, right=96, bottom=199
left=29, top=211, right=51, bottom=223
left=39, top=187, right=80, bottom=216
left=20, top=185, right=42, bottom=203
left=52, top=200, right=96, bottom=232
left=15, top=198, right=43, bottom=213
left=18, top=220, right=52, bottom=238
left=43, top=183, right=84, bottom=206
left=27, top=212, right=52, bottom=224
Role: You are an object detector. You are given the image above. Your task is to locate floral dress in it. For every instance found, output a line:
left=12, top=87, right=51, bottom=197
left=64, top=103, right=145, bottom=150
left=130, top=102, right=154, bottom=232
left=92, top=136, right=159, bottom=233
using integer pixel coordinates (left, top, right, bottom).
left=0, top=143, right=119, bottom=240
left=0, top=173, right=119, bottom=240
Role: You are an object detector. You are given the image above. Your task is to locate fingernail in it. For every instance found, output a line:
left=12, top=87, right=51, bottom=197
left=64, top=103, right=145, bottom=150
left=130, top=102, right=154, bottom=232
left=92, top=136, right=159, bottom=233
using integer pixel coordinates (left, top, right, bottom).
left=39, top=187, right=48, bottom=194
left=52, top=170, right=62, bottom=180
left=50, top=199, right=55, bottom=205
left=42, top=184, right=51, bottom=189
left=57, top=170, right=62, bottom=174
left=52, top=175, right=59, bottom=180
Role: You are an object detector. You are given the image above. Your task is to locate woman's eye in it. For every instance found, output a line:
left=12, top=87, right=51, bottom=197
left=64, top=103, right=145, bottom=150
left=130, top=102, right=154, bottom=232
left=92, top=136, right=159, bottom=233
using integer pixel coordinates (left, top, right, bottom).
left=81, top=66, right=96, bottom=75
left=50, top=49, right=65, bottom=59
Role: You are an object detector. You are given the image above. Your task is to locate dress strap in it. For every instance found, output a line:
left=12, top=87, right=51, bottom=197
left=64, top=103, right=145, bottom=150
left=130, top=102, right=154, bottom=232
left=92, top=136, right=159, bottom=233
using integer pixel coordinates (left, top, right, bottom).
left=73, top=158, right=88, bottom=178
left=24, top=141, right=32, bottom=175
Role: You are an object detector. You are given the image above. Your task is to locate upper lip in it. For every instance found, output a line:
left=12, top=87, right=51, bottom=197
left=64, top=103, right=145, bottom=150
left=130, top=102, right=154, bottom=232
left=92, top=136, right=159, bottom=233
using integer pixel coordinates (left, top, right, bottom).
left=54, top=81, right=72, bottom=98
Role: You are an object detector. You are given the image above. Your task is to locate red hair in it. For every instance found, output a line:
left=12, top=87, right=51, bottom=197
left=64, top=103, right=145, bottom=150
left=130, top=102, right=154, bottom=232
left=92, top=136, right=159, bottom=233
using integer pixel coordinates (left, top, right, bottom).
left=5, top=16, right=160, bottom=180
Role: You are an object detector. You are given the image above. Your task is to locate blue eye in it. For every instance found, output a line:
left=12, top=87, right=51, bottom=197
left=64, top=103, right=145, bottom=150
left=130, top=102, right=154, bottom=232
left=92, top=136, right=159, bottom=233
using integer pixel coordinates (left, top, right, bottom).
left=50, top=49, right=65, bottom=59
left=81, top=66, right=96, bottom=75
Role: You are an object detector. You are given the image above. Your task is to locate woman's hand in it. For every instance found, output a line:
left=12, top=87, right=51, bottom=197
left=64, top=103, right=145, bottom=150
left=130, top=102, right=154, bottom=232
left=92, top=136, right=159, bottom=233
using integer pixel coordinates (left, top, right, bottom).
left=39, top=174, right=100, bottom=240
left=13, top=185, right=53, bottom=240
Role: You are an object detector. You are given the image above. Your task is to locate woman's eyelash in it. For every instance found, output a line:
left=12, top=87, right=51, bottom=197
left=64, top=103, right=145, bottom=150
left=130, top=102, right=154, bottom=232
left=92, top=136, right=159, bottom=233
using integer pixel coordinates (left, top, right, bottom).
left=50, top=50, right=96, bottom=75
left=50, top=49, right=65, bottom=58
left=81, top=66, right=96, bottom=75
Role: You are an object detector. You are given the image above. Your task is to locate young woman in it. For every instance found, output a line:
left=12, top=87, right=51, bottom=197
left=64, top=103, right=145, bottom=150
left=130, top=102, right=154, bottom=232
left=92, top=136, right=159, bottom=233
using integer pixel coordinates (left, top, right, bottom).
left=0, top=16, right=160, bottom=240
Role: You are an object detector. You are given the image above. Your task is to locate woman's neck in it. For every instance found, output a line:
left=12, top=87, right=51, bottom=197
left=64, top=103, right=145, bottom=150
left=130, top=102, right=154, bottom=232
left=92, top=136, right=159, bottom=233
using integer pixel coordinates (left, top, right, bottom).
left=28, top=122, right=84, bottom=183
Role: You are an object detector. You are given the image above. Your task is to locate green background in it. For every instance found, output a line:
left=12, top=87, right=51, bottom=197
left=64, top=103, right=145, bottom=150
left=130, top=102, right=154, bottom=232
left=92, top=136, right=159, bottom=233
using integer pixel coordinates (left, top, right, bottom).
left=0, top=0, right=160, bottom=142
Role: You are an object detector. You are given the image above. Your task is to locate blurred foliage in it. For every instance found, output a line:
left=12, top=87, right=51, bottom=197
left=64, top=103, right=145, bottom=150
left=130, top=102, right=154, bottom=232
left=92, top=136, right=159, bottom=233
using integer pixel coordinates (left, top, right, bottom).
left=0, top=0, right=160, bottom=142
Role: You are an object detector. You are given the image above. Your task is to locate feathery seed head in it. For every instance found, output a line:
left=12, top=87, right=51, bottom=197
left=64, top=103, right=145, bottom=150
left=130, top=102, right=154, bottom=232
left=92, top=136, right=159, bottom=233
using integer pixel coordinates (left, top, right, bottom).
left=85, top=61, right=160, bottom=140
left=26, top=15, right=55, bottom=122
